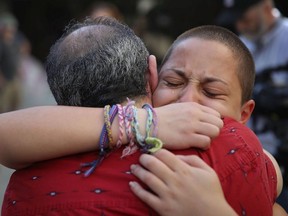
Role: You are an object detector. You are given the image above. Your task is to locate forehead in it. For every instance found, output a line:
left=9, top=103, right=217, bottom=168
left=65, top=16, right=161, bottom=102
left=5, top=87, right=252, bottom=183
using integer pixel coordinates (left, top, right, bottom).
left=165, top=38, right=237, bottom=72
left=171, top=38, right=233, bottom=64
left=161, top=37, right=240, bottom=86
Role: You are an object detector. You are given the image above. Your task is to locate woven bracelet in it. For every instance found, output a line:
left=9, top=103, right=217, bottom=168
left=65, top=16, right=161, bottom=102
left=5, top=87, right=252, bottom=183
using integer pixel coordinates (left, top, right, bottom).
left=81, top=105, right=118, bottom=177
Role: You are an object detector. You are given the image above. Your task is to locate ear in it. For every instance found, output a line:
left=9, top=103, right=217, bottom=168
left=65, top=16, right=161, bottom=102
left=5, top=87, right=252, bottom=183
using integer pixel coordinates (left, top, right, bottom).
left=262, top=0, right=272, bottom=15
left=239, top=99, right=255, bottom=124
left=147, top=55, right=158, bottom=94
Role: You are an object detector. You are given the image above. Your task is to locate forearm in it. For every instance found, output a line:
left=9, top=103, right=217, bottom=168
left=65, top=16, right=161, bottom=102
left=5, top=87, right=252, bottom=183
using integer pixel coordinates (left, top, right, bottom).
left=0, top=106, right=106, bottom=169
left=0, top=105, right=148, bottom=169
left=0, top=102, right=222, bottom=169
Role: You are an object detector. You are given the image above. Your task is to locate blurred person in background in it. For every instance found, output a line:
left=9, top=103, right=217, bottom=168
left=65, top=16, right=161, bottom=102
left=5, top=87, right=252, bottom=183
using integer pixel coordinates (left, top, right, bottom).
left=17, top=33, right=55, bottom=109
left=84, top=1, right=124, bottom=21
left=0, top=12, right=20, bottom=113
left=217, top=0, right=288, bottom=211
left=0, top=10, right=21, bottom=208
left=133, top=0, right=173, bottom=66
left=82, top=0, right=173, bottom=67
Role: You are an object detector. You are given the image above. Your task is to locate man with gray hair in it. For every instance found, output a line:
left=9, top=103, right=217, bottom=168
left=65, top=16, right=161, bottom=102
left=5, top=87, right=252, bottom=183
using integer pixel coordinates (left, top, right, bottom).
left=2, top=16, right=227, bottom=215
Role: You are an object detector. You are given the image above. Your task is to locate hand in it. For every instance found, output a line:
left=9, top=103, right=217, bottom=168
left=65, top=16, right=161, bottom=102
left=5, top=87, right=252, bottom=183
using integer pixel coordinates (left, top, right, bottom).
left=129, top=149, right=237, bottom=216
left=155, top=102, right=223, bottom=150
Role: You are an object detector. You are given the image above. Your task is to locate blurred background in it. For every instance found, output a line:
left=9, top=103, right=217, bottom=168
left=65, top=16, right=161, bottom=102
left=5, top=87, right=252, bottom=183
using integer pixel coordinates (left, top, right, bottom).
left=1, top=0, right=288, bottom=211
left=1, top=0, right=287, bottom=63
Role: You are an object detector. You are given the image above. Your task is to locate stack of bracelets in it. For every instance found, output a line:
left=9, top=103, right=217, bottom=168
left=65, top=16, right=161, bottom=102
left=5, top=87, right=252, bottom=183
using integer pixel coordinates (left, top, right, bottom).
left=81, top=99, right=163, bottom=177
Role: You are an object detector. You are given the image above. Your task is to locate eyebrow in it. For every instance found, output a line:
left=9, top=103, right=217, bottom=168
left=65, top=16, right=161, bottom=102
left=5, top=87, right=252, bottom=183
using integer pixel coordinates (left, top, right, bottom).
left=160, top=68, right=187, bottom=79
left=163, top=68, right=229, bottom=86
left=202, top=77, right=229, bottom=86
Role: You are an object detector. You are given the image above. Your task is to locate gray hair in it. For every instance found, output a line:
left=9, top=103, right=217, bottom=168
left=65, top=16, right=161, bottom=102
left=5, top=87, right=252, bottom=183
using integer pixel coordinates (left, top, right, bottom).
left=46, top=16, right=149, bottom=107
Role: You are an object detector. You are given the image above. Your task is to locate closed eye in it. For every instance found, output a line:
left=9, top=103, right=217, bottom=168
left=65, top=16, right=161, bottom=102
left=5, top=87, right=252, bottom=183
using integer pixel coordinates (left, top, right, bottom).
left=164, top=80, right=184, bottom=88
left=203, top=90, right=219, bottom=98
left=203, top=88, right=227, bottom=100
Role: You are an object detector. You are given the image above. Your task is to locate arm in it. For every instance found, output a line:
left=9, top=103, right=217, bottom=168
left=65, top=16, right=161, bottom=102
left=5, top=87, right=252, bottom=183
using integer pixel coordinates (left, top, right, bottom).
left=263, top=150, right=288, bottom=215
left=273, top=203, right=288, bottom=216
left=129, top=149, right=237, bottom=216
left=263, top=149, right=283, bottom=197
left=0, top=102, right=223, bottom=169
left=0, top=106, right=104, bottom=169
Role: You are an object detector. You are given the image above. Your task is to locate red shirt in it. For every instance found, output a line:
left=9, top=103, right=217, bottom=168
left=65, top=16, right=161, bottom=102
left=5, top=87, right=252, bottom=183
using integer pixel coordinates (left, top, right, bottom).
left=2, top=118, right=277, bottom=216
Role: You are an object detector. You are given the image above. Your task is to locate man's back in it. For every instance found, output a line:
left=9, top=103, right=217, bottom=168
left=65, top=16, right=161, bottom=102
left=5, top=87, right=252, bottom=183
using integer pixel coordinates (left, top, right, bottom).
left=2, top=118, right=276, bottom=216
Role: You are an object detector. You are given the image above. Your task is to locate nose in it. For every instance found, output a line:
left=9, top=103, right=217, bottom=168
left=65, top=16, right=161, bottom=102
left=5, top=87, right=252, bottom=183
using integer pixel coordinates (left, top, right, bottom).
left=178, top=85, right=200, bottom=103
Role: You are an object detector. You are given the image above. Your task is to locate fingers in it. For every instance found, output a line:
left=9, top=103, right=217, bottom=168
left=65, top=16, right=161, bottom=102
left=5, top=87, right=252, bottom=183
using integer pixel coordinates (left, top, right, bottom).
left=183, top=103, right=224, bottom=141
left=155, top=102, right=224, bottom=150
left=152, top=150, right=213, bottom=177
left=129, top=181, right=161, bottom=210
left=141, top=149, right=187, bottom=174
left=200, top=103, right=221, bottom=118
left=191, top=102, right=224, bottom=131
left=195, top=121, right=222, bottom=138
left=200, top=113, right=224, bottom=130
left=130, top=159, right=170, bottom=197
left=130, top=150, right=193, bottom=204
left=182, top=134, right=212, bottom=149
left=176, top=154, right=214, bottom=172
left=197, top=108, right=223, bottom=135
left=149, top=150, right=217, bottom=183
left=151, top=149, right=184, bottom=170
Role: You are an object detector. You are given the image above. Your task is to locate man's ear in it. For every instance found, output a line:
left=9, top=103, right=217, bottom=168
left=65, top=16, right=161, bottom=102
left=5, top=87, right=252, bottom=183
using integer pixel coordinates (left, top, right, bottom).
left=147, top=55, right=158, bottom=93
left=239, top=99, right=255, bottom=124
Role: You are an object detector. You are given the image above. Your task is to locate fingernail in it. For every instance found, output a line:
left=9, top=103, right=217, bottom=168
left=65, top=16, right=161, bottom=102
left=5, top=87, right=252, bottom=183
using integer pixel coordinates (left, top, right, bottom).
left=129, top=181, right=136, bottom=187
left=130, top=164, right=136, bottom=171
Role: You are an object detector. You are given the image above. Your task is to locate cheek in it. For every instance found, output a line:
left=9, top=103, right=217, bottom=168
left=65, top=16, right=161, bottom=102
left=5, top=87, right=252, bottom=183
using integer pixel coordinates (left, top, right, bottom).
left=152, top=87, right=175, bottom=107
left=215, top=104, right=241, bottom=120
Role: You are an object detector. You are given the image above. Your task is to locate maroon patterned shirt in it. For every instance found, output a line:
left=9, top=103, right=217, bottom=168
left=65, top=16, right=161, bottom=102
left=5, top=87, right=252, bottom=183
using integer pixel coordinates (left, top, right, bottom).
left=2, top=118, right=277, bottom=216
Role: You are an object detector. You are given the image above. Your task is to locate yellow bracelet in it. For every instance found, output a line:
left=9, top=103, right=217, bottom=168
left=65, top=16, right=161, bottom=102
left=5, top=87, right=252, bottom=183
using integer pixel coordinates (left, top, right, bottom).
left=104, top=105, right=113, bottom=147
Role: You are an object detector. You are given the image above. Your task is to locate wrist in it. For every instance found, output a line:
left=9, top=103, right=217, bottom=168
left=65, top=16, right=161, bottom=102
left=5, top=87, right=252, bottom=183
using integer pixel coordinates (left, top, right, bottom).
left=111, top=110, right=128, bottom=147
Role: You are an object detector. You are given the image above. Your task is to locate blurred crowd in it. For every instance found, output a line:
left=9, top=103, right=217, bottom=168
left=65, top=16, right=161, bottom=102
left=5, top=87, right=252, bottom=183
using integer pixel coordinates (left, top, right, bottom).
left=0, top=11, right=56, bottom=113
left=0, top=1, right=175, bottom=113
